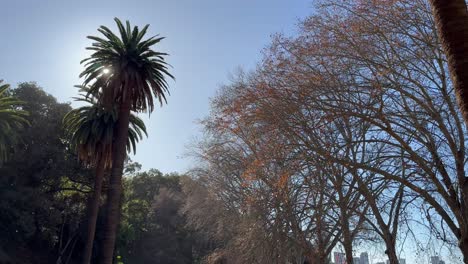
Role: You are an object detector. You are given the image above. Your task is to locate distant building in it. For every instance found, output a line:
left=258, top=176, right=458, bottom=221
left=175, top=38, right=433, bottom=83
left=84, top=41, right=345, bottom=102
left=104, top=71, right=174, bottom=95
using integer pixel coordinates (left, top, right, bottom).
left=334, top=252, right=346, bottom=264
left=360, top=252, right=369, bottom=264
left=431, top=256, right=445, bottom=264
left=353, top=257, right=360, bottom=264
left=384, top=258, right=407, bottom=264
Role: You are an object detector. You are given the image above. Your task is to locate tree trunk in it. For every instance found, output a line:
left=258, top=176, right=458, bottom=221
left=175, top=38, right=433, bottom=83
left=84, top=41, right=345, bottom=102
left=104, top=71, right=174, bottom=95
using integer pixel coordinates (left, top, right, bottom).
left=82, top=156, right=106, bottom=264
left=99, top=99, right=131, bottom=264
left=342, top=226, right=353, bottom=264
left=460, top=233, right=468, bottom=264
left=384, top=235, right=399, bottom=264
left=339, top=197, right=354, bottom=264
left=304, top=252, right=327, bottom=264
left=460, top=178, right=468, bottom=264
left=429, top=0, right=468, bottom=124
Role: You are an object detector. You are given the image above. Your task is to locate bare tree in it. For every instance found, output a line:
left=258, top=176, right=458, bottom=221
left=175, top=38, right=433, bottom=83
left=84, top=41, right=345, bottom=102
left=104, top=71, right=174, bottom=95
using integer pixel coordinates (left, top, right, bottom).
left=259, top=0, right=468, bottom=260
left=187, top=1, right=468, bottom=263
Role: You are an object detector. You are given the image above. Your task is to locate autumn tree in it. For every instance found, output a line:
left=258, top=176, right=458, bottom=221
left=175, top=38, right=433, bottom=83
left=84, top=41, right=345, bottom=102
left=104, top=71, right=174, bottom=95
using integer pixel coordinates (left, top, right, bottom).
left=261, top=0, right=468, bottom=261
left=192, top=0, right=468, bottom=263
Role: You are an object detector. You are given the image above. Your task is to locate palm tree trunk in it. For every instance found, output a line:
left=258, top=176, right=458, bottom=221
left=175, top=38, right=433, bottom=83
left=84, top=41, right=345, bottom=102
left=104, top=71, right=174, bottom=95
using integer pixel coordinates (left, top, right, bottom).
left=421, top=4, right=468, bottom=259
left=99, top=99, right=132, bottom=264
left=82, top=156, right=106, bottom=264
left=429, top=0, right=468, bottom=124
left=431, top=3, right=468, bottom=262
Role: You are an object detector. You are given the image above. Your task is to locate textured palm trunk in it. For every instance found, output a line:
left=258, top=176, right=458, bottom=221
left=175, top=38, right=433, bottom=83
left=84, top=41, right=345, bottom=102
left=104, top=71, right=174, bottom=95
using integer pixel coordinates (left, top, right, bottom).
left=431, top=2, right=468, bottom=259
left=82, top=156, right=106, bottom=264
left=429, top=0, right=468, bottom=124
left=99, top=99, right=131, bottom=264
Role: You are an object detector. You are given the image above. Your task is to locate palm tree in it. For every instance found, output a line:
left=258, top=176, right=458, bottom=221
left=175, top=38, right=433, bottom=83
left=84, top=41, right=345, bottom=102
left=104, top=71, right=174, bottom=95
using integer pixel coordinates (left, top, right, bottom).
left=80, top=18, right=173, bottom=263
left=0, top=80, right=28, bottom=164
left=63, top=87, right=147, bottom=264
left=428, top=0, right=468, bottom=123
left=428, top=1, right=468, bottom=260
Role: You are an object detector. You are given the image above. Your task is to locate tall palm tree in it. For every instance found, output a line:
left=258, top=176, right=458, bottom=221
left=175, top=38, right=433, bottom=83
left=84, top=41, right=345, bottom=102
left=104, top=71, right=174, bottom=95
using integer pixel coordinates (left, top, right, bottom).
left=0, top=80, right=28, bottom=164
left=428, top=1, right=468, bottom=260
left=80, top=18, right=173, bottom=263
left=429, top=0, right=468, bottom=123
left=63, top=87, right=147, bottom=264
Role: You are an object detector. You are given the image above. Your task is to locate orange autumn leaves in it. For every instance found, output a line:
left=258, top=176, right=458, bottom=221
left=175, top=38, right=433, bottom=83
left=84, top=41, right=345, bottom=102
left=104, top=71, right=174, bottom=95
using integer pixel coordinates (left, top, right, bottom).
left=191, top=0, right=468, bottom=261
left=211, top=77, right=297, bottom=188
left=202, top=0, right=434, bottom=214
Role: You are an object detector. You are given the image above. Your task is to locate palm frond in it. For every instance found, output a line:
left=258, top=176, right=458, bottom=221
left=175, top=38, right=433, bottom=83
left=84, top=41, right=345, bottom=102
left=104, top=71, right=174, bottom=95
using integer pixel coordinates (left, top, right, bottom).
left=63, top=87, right=147, bottom=167
left=80, top=18, right=174, bottom=113
left=0, top=80, right=29, bottom=164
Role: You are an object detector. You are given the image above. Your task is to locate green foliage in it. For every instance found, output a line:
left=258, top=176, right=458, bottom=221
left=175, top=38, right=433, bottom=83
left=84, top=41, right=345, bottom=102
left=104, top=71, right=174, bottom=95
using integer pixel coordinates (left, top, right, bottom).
left=114, top=169, right=194, bottom=264
left=0, top=83, right=92, bottom=263
left=80, top=18, right=174, bottom=113
left=0, top=80, right=29, bottom=164
left=0, top=82, right=211, bottom=263
left=116, top=255, right=124, bottom=264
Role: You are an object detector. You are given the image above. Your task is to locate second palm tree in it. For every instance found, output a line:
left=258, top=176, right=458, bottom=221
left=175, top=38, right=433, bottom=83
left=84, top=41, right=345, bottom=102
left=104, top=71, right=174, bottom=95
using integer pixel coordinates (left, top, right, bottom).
left=63, top=87, right=147, bottom=264
left=80, top=18, right=173, bottom=263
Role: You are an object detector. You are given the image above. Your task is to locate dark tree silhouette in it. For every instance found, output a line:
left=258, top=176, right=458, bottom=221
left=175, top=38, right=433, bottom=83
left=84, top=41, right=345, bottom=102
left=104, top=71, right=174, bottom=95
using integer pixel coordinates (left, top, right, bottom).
left=80, top=18, right=173, bottom=263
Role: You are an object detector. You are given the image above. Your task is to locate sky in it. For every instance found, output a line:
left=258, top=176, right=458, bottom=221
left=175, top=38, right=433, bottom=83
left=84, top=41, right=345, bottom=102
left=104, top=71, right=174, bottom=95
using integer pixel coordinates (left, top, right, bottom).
left=0, top=1, right=463, bottom=263
left=0, top=0, right=312, bottom=174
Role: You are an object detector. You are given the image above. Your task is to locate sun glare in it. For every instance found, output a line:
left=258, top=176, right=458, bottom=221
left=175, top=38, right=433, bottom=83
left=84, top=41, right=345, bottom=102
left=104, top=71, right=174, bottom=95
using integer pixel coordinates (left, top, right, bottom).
left=102, top=68, right=110, bottom=74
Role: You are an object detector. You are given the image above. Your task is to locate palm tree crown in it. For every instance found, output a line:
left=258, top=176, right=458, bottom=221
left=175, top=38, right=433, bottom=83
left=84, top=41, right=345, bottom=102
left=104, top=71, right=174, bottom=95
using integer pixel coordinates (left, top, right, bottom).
left=80, top=18, right=174, bottom=113
left=79, top=18, right=174, bottom=263
left=63, top=86, right=147, bottom=167
left=0, top=81, right=29, bottom=163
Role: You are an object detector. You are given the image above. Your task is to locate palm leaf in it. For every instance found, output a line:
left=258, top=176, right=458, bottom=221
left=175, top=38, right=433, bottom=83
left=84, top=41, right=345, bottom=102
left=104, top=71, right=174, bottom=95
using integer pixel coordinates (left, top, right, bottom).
left=0, top=80, right=29, bottom=164
left=63, top=87, right=147, bottom=167
left=80, top=18, right=174, bottom=114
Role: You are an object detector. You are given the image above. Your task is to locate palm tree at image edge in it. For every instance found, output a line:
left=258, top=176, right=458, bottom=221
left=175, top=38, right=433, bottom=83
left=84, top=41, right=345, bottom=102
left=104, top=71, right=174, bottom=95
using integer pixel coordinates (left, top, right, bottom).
left=0, top=80, right=29, bottom=164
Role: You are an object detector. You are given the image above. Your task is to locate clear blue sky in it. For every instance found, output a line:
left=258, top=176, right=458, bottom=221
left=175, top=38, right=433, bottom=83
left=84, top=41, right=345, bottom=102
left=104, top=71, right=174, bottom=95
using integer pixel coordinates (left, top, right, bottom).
left=0, top=0, right=311, bottom=174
